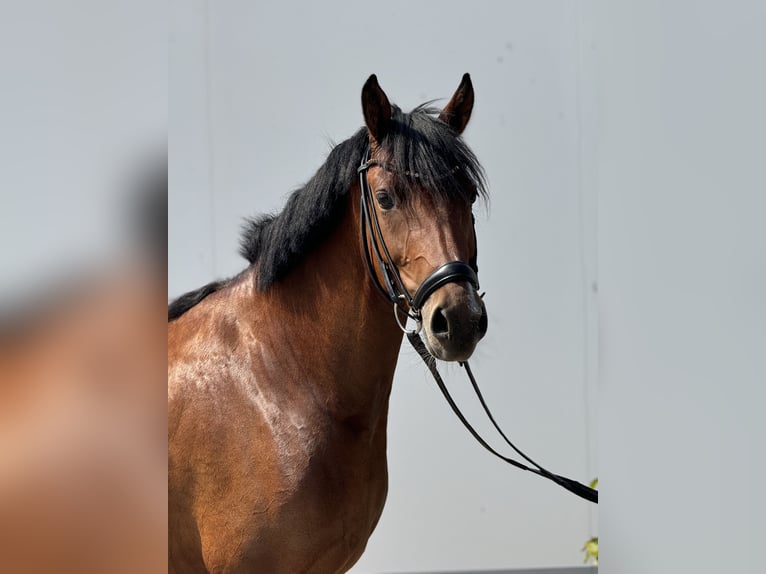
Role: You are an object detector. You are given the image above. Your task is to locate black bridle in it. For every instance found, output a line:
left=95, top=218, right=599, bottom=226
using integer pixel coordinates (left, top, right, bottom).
left=358, top=148, right=479, bottom=333
left=358, top=148, right=598, bottom=505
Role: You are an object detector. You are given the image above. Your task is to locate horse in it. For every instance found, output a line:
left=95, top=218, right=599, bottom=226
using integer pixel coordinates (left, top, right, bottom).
left=168, top=74, right=489, bottom=573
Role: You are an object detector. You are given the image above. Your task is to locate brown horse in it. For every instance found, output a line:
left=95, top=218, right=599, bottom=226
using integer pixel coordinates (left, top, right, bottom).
left=168, top=74, right=488, bottom=573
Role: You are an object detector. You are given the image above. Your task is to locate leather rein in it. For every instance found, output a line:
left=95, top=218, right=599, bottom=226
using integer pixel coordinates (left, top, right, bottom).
left=358, top=148, right=598, bottom=505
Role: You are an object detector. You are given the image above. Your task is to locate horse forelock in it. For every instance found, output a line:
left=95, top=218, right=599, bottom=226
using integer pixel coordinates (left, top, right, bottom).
left=381, top=104, right=488, bottom=206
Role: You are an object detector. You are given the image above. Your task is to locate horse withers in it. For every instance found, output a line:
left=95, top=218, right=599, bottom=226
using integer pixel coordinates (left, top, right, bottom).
left=168, top=74, right=488, bottom=573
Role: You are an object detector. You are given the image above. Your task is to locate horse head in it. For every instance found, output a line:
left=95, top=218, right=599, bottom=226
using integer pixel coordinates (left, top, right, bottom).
left=359, top=74, right=488, bottom=362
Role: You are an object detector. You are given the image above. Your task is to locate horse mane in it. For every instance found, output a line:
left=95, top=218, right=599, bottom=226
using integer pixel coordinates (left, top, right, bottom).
left=239, top=129, right=368, bottom=291
left=168, top=280, right=228, bottom=322
left=168, top=103, right=487, bottom=321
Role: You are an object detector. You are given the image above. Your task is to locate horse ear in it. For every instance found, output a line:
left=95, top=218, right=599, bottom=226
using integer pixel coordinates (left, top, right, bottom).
left=361, top=74, right=392, bottom=143
left=439, top=73, right=474, bottom=134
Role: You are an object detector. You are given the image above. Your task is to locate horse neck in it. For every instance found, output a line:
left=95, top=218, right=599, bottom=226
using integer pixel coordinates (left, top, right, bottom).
left=245, top=188, right=403, bottom=421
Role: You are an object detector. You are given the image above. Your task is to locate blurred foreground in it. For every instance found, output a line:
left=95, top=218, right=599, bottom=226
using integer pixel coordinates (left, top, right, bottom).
left=0, top=3, right=167, bottom=572
left=0, top=167, right=167, bottom=573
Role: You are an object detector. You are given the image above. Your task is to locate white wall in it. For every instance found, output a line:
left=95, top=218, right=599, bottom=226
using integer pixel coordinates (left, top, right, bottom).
left=170, top=1, right=597, bottom=571
left=1, top=1, right=166, bottom=303
left=594, top=1, right=766, bottom=572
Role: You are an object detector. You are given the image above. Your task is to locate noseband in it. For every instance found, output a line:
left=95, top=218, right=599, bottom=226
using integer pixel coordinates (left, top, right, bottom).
left=357, top=148, right=480, bottom=334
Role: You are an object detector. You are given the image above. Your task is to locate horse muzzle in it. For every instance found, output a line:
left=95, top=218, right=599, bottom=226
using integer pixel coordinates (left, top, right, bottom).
left=421, top=281, right=487, bottom=362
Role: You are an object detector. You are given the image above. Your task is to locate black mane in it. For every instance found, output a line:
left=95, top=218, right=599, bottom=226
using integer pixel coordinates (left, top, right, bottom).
left=168, top=280, right=228, bottom=322
left=239, top=128, right=368, bottom=291
left=168, top=104, right=486, bottom=321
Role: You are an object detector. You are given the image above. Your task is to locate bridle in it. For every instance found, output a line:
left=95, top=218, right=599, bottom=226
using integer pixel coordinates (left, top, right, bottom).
left=358, top=147, right=598, bottom=505
left=357, top=148, right=479, bottom=334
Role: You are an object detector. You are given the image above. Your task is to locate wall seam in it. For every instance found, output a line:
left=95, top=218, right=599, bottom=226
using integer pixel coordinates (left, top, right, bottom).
left=204, top=0, right=218, bottom=277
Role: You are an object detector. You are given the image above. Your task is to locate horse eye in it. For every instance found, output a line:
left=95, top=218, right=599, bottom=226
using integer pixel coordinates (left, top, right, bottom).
left=375, top=191, right=395, bottom=210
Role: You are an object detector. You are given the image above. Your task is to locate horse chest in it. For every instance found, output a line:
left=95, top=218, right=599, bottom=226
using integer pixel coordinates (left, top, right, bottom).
left=228, top=422, right=389, bottom=573
left=177, top=398, right=389, bottom=573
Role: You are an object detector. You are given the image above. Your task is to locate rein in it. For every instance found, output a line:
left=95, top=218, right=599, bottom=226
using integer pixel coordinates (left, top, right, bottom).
left=407, top=333, right=598, bottom=504
left=358, top=148, right=599, bottom=505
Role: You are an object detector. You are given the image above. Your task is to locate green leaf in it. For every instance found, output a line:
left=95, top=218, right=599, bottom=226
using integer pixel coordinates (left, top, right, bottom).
left=582, top=536, right=599, bottom=565
left=581, top=478, right=599, bottom=565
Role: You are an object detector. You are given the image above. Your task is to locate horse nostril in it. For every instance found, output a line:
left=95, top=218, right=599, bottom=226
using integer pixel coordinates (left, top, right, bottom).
left=430, top=306, right=449, bottom=336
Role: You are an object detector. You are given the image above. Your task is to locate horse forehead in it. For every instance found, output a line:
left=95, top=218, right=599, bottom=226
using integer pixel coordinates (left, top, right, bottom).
left=401, top=199, right=471, bottom=262
left=408, top=189, right=467, bottom=223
